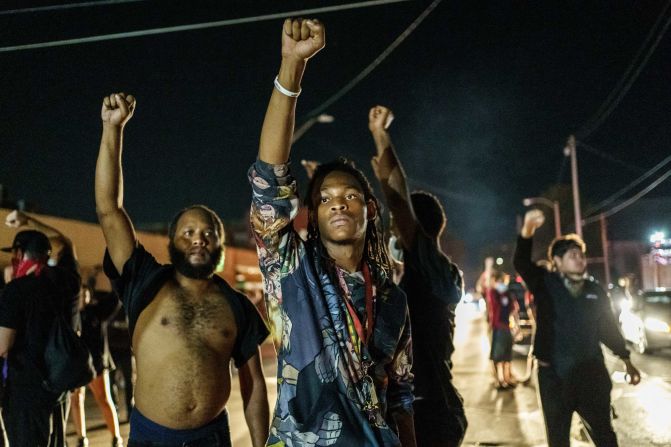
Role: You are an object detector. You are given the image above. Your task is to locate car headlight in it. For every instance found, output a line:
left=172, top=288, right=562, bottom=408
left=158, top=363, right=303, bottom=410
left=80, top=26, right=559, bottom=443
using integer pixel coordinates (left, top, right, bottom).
left=644, top=317, right=671, bottom=333
left=619, top=299, right=632, bottom=312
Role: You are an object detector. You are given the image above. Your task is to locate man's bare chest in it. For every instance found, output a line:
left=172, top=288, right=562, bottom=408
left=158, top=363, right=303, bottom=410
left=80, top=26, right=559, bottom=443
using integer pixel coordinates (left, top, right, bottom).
left=135, top=281, right=238, bottom=352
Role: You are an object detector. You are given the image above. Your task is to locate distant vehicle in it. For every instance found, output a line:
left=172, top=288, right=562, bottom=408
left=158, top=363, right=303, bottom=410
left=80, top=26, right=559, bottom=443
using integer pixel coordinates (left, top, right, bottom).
left=619, top=289, right=671, bottom=354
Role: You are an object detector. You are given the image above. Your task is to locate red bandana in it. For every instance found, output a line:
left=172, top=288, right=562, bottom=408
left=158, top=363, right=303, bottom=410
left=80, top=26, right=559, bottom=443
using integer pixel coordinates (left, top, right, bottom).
left=12, top=258, right=46, bottom=279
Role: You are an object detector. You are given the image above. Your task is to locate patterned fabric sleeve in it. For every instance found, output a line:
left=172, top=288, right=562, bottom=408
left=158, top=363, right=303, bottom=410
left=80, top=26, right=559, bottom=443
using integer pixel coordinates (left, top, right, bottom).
left=248, top=159, right=300, bottom=346
left=385, top=307, right=415, bottom=416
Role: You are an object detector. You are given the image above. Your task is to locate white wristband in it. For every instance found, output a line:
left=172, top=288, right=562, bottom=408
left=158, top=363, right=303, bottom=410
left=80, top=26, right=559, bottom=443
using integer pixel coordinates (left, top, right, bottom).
left=274, top=75, right=301, bottom=98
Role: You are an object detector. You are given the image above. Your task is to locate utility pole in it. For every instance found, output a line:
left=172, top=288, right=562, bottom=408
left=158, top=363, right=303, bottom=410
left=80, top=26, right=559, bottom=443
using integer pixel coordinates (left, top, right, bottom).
left=600, top=213, right=611, bottom=286
left=564, top=135, right=582, bottom=237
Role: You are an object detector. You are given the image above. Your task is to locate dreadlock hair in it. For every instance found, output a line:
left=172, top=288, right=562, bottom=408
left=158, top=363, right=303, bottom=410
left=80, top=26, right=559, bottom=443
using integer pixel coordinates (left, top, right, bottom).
left=410, top=190, right=446, bottom=239
left=304, top=158, right=392, bottom=287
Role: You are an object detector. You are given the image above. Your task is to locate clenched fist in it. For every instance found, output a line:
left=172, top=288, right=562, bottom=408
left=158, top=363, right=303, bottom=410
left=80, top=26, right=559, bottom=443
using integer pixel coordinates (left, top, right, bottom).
left=521, top=209, right=545, bottom=238
left=5, top=210, right=28, bottom=228
left=282, top=18, right=325, bottom=62
left=301, top=159, right=320, bottom=179
left=101, top=93, right=136, bottom=127
left=368, top=105, right=394, bottom=135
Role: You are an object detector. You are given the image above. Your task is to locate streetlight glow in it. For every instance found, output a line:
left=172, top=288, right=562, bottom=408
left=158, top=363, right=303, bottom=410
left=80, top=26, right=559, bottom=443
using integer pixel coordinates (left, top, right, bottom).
left=650, top=231, right=666, bottom=243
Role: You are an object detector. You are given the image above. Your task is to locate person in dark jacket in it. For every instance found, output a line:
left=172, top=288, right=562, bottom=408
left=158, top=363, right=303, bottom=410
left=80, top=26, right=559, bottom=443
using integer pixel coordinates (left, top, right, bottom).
left=367, top=105, right=466, bottom=446
left=514, top=209, right=641, bottom=447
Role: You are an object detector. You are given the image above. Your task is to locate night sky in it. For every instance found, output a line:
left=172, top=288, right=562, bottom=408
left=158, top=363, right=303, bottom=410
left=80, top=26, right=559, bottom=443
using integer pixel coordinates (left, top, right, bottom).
left=2, top=0, right=670, bottom=274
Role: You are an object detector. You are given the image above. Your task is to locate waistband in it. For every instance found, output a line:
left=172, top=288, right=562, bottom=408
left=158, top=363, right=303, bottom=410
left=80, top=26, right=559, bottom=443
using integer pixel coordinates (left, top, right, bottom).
left=129, top=408, right=229, bottom=444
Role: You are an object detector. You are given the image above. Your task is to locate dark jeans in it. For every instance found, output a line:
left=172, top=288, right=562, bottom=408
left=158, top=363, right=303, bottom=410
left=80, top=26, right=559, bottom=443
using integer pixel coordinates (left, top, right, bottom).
left=413, top=393, right=468, bottom=447
left=1, top=382, right=67, bottom=446
left=537, top=362, right=618, bottom=447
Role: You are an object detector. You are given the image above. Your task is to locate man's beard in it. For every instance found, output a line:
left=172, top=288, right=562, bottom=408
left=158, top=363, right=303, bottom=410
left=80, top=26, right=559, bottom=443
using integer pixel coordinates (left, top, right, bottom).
left=168, top=242, right=223, bottom=280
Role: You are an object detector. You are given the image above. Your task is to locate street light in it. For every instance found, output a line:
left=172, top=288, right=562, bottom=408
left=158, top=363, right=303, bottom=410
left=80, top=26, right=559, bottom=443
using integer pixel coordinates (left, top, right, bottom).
left=292, top=113, right=335, bottom=143
left=523, top=197, right=561, bottom=238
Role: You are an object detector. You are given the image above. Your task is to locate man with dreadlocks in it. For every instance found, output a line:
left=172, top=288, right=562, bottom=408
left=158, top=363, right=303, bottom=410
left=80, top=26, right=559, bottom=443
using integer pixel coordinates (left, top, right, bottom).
left=249, top=18, right=415, bottom=447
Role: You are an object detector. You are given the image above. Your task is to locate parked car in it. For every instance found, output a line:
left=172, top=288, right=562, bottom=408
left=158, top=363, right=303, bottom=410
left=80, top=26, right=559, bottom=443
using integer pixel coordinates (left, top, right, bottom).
left=619, top=289, right=671, bottom=354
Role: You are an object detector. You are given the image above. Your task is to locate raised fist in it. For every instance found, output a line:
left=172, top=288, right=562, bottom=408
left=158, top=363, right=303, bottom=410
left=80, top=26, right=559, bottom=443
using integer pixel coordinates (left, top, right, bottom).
left=101, top=93, right=136, bottom=127
left=522, top=209, right=545, bottom=237
left=368, top=105, right=394, bottom=134
left=5, top=210, right=28, bottom=228
left=301, top=159, right=320, bottom=179
left=282, top=18, right=325, bottom=62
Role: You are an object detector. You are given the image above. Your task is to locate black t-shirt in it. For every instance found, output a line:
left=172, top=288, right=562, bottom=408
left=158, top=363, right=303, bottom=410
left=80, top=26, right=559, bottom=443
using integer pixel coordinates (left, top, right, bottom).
left=103, top=244, right=269, bottom=367
left=0, top=265, right=81, bottom=387
left=399, top=230, right=463, bottom=402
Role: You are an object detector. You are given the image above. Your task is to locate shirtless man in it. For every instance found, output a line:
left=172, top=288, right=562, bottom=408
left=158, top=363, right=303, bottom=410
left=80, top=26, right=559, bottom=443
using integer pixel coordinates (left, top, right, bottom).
left=95, top=92, right=269, bottom=446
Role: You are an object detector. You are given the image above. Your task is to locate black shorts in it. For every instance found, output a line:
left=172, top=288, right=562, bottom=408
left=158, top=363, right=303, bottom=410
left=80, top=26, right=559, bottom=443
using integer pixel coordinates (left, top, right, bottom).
left=490, top=328, right=513, bottom=362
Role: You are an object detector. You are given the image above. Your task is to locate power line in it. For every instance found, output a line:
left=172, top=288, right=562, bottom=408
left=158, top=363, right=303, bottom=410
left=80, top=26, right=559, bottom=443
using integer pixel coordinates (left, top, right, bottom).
left=0, top=0, right=412, bottom=53
left=577, top=0, right=671, bottom=139
left=408, top=178, right=479, bottom=203
left=0, top=0, right=147, bottom=16
left=584, top=152, right=671, bottom=216
left=576, top=140, right=645, bottom=174
left=583, top=166, right=671, bottom=224
left=301, top=0, right=444, bottom=120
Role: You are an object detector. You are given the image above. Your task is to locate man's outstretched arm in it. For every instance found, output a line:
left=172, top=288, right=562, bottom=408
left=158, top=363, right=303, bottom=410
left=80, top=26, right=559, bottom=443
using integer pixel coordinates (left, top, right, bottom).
left=514, top=209, right=547, bottom=293
left=257, top=18, right=325, bottom=165
left=5, top=210, right=76, bottom=264
left=238, top=349, right=270, bottom=447
left=368, top=106, right=418, bottom=249
left=95, top=93, right=137, bottom=274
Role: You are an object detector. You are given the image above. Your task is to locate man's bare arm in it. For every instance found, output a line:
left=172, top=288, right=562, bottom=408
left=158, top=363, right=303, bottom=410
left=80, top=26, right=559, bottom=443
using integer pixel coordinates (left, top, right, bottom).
left=0, top=327, right=16, bottom=358
left=258, top=18, right=325, bottom=165
left=95, top=93, right=137, bottom=273
left=238, top=349, right=270, bottom=447
left=5, top=210, right=76, bottom=263
left=368, top=106, right=418, bottom=248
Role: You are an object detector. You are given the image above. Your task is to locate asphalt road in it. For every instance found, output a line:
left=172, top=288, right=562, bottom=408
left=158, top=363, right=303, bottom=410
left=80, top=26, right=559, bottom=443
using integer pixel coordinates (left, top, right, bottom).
left=68, top=303, right=671, bottom=446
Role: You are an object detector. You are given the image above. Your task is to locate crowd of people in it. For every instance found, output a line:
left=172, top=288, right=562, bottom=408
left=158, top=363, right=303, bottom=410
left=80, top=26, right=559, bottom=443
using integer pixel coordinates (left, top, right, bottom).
left=0, top=17, right=642, bottom=447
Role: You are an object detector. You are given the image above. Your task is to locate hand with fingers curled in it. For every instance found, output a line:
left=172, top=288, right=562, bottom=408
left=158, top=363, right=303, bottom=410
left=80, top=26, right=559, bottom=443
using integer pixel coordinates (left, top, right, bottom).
left=5, top=210, right=28, bottom=228
left=101, top=92, right=136, bottom=128
left=368, top=105, right=395, bottom=180
left=368, top=105, right=394, bottom=135
left=521, top=209, right=545, bottom=238
left=301, top=159, right=320, bottom=180
left=281, top=18, right=325, bottom=62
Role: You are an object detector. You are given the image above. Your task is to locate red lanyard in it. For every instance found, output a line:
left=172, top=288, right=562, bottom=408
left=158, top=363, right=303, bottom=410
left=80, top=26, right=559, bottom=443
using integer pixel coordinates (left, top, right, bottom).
left=338, top=264, right=376, bottom=346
